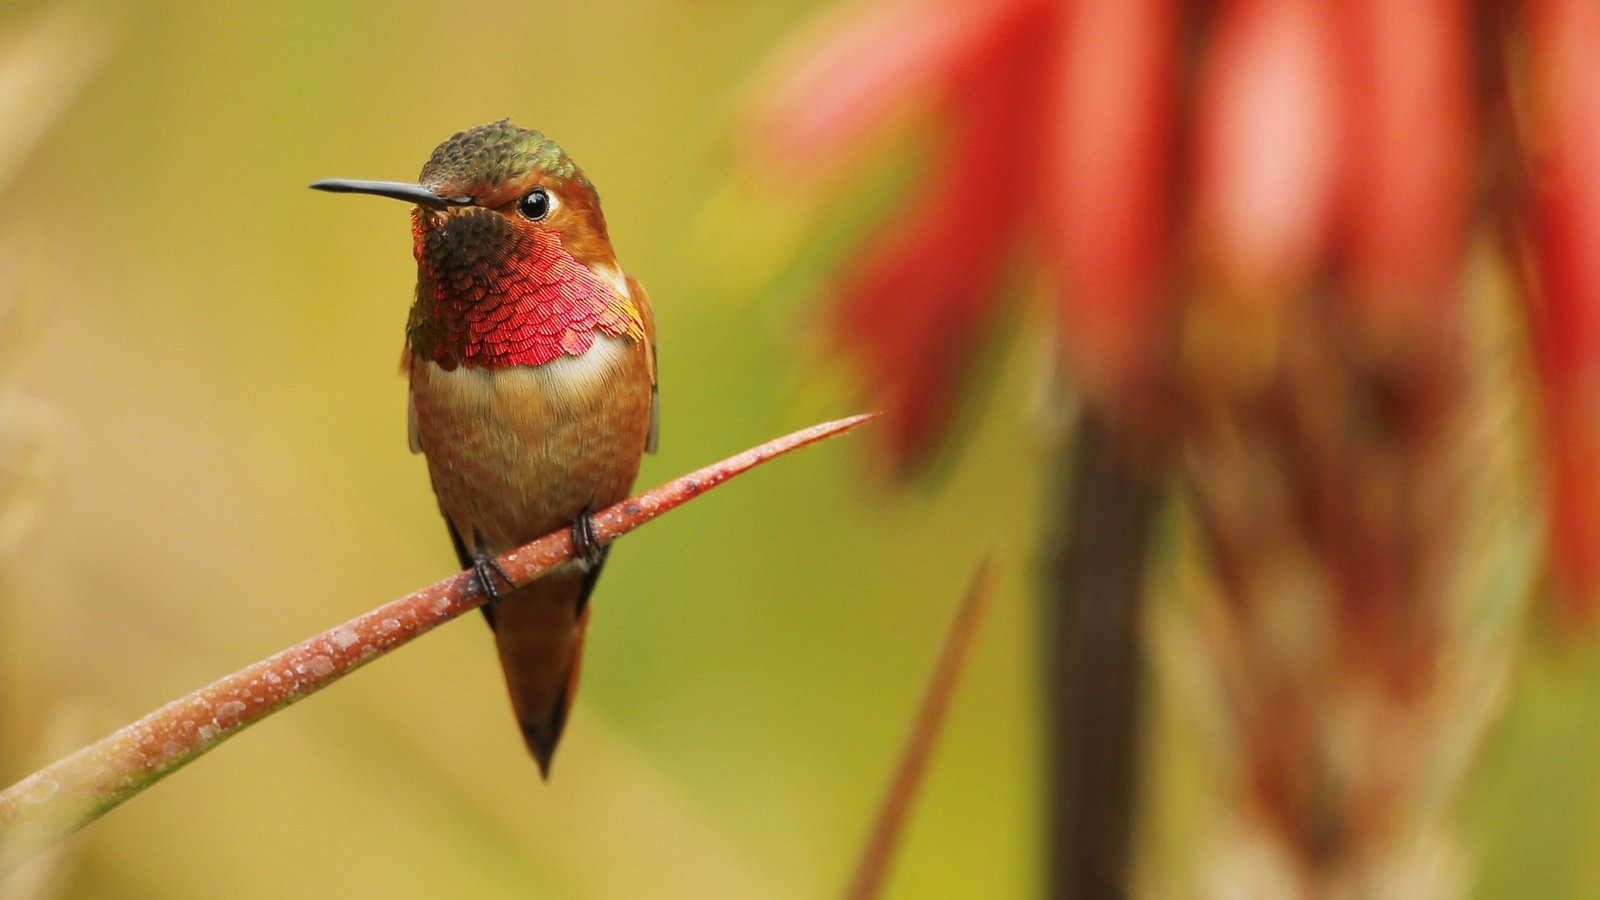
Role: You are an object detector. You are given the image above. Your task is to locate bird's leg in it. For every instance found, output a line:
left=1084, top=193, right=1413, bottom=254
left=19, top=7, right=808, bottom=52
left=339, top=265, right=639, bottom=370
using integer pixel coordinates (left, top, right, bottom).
left=571, top=506, right=605, bottom=572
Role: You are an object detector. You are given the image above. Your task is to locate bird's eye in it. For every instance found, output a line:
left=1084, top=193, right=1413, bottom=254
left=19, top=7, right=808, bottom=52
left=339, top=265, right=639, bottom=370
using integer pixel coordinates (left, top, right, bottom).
left=517, top=188, right=552, bottom=221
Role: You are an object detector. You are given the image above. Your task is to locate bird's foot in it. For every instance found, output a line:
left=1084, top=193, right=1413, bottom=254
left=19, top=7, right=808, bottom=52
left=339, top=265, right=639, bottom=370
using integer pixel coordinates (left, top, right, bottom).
left=571, top=508, right=605, bottom=572
left=471, top=549, right=517, bottom=601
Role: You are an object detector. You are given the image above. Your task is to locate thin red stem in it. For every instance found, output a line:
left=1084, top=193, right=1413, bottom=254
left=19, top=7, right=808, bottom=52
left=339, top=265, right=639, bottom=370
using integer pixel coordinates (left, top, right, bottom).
left=844, top=556, right=1000, bottom=900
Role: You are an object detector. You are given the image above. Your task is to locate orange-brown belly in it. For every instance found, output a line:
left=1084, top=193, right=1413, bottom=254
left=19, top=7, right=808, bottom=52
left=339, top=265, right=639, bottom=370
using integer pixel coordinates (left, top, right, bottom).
left=407, top=334, right=653, bottom=555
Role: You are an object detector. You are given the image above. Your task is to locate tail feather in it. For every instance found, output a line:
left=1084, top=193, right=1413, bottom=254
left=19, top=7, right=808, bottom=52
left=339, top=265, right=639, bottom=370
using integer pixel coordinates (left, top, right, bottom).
left=491, top=561, right=603, bottom=778
left=446, top=518, right=610, bottom=776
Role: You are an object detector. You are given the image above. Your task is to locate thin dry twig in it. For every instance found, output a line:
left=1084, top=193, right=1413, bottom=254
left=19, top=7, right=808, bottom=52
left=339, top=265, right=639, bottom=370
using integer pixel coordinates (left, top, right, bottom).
left=0, top=413, right=875, bottom=875
left=845, top=556, right=1000, bottom=900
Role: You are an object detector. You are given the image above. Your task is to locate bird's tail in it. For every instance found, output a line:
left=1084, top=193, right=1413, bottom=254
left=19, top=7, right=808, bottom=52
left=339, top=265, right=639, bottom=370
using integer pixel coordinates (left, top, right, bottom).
left=490, top=559, right=603, bottom=778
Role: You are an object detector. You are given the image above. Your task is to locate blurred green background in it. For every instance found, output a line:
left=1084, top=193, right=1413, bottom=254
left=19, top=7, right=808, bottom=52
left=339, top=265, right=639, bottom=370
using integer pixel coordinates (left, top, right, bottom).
left=0, top=2, right=1040, bottom=897
left=2, top=2, right=1599, bottom=898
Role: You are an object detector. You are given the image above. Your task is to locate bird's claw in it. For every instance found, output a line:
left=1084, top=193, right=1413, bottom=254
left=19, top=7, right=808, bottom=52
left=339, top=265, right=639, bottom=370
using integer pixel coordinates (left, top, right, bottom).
left=472, top=551, right=516, bottom=601
left=571, top=509, right=605, bottom=572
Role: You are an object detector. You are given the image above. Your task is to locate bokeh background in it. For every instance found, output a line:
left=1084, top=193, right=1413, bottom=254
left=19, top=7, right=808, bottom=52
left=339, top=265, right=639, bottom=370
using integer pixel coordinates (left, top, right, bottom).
left=0, top=2, right=1038, bottom=898
left=1, top=1, right=1598, bottom=898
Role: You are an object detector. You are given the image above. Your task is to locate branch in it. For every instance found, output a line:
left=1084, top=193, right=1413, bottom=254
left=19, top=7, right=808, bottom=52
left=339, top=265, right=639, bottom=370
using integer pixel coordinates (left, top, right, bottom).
left=0, top=413, right=875, bottom=875
left=845, top=556, right=999, bottom=900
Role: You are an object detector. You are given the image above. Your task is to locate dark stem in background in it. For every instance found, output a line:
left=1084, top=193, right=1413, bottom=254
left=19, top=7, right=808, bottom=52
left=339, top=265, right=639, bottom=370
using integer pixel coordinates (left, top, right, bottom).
left=1046, top=411, right=1165, bottom=900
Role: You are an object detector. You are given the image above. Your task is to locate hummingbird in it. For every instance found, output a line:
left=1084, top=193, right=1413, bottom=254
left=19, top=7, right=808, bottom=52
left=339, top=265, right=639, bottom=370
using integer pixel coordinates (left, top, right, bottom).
left=312, top=119, right=659, bottom=777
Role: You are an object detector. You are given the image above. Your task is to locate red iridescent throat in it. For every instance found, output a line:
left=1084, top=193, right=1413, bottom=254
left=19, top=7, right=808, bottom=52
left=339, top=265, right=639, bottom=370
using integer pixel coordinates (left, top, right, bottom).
left=408, top=214, right=641, bottom=370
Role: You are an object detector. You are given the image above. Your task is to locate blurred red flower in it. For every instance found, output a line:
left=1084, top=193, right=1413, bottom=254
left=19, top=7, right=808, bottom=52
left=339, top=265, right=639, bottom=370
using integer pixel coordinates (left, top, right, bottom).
left=745, top=0, right=1172, bottom=471
left=742, top=0, right=1600, bottom=890
left=746, top=0, right=1600, bottom=624
left=1527, top=0, right=1600, bottom=625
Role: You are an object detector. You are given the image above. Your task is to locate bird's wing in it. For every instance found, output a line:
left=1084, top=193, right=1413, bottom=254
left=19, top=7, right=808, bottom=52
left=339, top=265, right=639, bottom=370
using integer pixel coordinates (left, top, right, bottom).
left=628, top=274, right=660, bottom=454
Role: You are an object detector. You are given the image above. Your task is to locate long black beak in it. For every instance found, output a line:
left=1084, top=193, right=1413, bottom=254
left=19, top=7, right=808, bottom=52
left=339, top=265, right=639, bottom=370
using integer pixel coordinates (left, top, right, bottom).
left=309, top=179, right=473, bottom=210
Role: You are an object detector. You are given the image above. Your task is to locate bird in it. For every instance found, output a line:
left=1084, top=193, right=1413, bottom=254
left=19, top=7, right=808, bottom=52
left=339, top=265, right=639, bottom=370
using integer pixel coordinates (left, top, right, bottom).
left=312, top=119, right=658, bottom=776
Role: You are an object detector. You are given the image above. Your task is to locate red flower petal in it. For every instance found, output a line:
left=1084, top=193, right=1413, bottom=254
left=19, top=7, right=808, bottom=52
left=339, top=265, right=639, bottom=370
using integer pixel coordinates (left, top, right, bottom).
left=831, top=16, right=1049, bottom=471
left=1194, top=0, right=1342, bottom=302
left=1042, top=0, right=1176, bottom=405
left=1527, top=0, right=1600, bottom=625
left=1335, top=0, right=1471, bottom=340
left=742, top=0, right=1043, bottom=180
